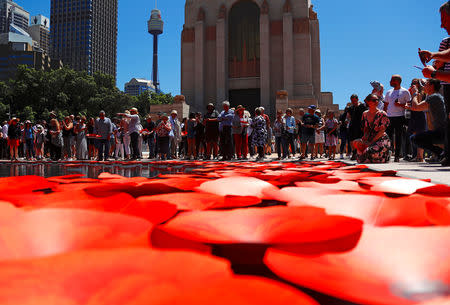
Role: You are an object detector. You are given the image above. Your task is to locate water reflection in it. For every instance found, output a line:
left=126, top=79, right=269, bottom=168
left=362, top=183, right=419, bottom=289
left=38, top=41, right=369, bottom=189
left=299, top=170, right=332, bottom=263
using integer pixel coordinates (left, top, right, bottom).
left=0, top=162, right=185, bottom=179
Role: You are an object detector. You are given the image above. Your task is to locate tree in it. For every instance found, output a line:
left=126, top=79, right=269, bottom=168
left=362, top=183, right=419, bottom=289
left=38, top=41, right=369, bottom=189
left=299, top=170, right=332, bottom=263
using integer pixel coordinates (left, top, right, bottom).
left=2, top=66, right=174, bottom=122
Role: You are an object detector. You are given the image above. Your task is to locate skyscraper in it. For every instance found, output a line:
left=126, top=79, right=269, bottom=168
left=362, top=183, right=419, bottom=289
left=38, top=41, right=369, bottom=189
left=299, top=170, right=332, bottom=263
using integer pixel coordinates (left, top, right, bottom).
left=50, top=0, right=117, bottom=78
left=28, top=14, right=50, bottom=54
left=0, top=0, right=29, bottom=33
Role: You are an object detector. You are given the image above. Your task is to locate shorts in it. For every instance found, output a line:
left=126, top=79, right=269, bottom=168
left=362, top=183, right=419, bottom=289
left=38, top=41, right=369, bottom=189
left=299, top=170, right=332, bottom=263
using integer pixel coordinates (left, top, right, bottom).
left=301, top=133, right=315, bottom=145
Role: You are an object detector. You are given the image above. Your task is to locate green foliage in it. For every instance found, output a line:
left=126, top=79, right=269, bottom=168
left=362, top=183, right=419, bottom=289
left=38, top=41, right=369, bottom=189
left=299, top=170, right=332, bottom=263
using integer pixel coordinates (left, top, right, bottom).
left=0, top=66, right=174, bottom=122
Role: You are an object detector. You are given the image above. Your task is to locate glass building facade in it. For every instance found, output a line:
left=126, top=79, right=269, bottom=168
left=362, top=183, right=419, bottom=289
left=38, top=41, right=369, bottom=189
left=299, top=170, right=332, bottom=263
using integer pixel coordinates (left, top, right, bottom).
left=50, top=0, right=117, bottom=78
left=0, top=0, right=30, bottom=33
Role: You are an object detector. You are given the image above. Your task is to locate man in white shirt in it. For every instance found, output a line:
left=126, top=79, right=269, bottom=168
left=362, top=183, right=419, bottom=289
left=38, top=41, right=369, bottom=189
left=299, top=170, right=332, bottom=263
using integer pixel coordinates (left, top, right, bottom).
left=117, top=107, right=141, bottom=160
left=384, top=74, right=411, bottom=162
left=1, top=121, right=8, bottom=159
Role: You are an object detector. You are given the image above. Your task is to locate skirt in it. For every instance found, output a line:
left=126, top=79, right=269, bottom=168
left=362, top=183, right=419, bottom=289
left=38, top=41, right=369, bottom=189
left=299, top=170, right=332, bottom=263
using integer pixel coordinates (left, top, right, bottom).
left=158, top=136, right=170, bottom=155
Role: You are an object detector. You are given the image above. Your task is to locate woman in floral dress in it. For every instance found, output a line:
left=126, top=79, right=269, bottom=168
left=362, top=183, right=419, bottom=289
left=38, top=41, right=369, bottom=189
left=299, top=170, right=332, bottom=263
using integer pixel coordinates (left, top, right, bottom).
left=353, top=94, right=391, bottom=163
left=251, top=108, right=268, bottom=161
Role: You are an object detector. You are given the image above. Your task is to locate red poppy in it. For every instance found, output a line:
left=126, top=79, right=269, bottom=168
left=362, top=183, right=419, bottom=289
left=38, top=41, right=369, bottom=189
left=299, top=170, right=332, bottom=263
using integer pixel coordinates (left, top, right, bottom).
left=137, top=192, right=261, bottom=210
left=265, top=226, right=450, bottom=305
left=0, top=208, right=152, bottom=260
left=287, top=193, right=435, bottom=226
left=358, top=177, right=434, bottom=195
left=418, top=297, right=450, bottom=305
left=426, top=201, right=450, bottom=225
left=416, top=184, right=450, bottom=197
left=0, top=248, right=319, bottom=305
left=152, top=207, right=363, bottom=252
left=196, top=176, right=281, bottom=200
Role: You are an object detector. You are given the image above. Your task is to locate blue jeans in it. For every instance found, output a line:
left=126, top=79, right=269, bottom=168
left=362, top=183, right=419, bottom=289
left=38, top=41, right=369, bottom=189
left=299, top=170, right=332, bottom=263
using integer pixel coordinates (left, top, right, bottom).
left=25, top=138, right=34, bottom=158
left=97, top=139, right=110, bottom=161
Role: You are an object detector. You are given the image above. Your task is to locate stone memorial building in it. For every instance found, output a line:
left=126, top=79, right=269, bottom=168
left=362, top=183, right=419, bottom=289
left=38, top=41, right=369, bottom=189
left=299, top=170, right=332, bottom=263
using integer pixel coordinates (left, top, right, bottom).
left=181, top=0, right=339, bottom=116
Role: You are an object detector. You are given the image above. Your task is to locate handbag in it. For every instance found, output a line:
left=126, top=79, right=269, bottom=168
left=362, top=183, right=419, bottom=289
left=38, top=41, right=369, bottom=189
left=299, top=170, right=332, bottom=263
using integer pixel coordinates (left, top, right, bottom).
left=51, top=131, right=63, bottom=147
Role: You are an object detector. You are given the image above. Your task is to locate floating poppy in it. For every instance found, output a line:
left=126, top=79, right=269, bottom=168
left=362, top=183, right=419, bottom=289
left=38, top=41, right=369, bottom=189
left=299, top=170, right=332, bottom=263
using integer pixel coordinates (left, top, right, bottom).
left=287, top=193, right=434, bottom=226
left=196, top=177, right=281, bottom=200
left=0, top=248, right=319, bottom=305
left=0, top=175, right=56, bottom=194
left=265, top=226, right=450, bottom=305
left=0, top=208, right=152, bottom=260
left=137, top=192, right=261, bottom=210
left=295, top=181, right=367, bottom=192
left=152, top=206, right=363, bottom=251
left=426, top=201, right=450, bottom=225
left=416, top=184, right=450, bottom=197
left=418, top=297, right=450, bottom=305
left=359, top=177, right=434, bottom=195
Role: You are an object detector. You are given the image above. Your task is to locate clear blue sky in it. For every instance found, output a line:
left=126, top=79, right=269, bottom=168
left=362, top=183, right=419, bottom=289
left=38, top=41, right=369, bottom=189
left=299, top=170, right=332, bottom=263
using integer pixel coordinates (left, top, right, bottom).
left=19, top=0, right=447, bottom=109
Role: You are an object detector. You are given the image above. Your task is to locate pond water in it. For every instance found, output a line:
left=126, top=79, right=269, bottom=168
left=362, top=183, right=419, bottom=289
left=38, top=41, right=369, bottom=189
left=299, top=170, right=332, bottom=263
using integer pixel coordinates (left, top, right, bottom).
left=0, top=162, right=186, bottom=179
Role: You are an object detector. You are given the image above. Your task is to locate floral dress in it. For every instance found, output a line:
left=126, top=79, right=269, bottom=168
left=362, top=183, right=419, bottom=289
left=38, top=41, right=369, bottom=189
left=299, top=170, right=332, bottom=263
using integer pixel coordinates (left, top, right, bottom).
left=357, top=111, right=391, bottom=164
left=251, top=115, right=267, bottom=147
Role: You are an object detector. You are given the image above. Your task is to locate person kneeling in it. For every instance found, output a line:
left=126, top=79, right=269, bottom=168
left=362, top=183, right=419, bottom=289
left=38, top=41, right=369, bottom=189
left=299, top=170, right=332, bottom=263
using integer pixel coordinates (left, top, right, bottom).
left=409, top=79, right=447, bottom=163
left=353, top=94, right=391, bottom=163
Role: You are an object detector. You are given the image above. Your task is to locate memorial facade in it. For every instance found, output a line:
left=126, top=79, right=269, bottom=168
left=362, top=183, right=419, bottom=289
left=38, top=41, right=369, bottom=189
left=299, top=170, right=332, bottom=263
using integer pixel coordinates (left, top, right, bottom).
left=181, top=0, right=339, bottom=116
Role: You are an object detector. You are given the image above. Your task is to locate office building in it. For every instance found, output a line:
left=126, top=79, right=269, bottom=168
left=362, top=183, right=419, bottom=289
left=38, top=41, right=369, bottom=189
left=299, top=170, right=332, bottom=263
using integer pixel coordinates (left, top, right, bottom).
left=0, top=0, right=29, bottom=33
left=0, top=43, right=63, bottom=80
left=28, top=14, right=50, bottom=54
left=124, top=78, right=156, bottom=97
left=50, top=0, right=118, bottom=78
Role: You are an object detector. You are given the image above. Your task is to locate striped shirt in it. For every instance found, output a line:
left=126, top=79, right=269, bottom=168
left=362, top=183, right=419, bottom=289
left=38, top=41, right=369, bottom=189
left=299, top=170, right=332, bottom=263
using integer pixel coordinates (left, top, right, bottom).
left=438, top=37, right=450, bottom=84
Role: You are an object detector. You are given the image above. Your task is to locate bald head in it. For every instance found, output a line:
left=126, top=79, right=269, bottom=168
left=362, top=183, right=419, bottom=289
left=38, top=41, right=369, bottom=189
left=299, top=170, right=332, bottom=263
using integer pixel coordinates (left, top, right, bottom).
left=390, top=75, right=402, bottom=89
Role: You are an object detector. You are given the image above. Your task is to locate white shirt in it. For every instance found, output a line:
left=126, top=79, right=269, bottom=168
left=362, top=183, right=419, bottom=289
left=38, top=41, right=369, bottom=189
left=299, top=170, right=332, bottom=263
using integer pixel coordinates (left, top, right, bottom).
left=385, top=88, right=411, bottom=117
left=2, top=124, right=8, bottom=139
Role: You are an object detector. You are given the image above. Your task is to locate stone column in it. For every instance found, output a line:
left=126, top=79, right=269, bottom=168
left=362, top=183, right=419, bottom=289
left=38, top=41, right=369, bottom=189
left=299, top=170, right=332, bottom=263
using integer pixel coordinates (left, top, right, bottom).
left=309, top=5, right=321, bottom=105
left=283, top=10, right=294, bottom=97
left=216, top=5, right=227, bottom=103
left=194, top=9, right=205, bottom=111
left=260, top=0, right=270, bottom=112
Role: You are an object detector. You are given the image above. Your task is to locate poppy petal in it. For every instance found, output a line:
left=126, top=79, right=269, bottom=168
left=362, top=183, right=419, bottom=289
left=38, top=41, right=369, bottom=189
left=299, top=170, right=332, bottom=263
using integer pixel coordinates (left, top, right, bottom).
left=0, top=249, right=319, bottom=305
left=288, top=193, right=433, bottom=226
left=137, top=192, right=261, bottom=210
left=0, top=209, right=152, bottom=260
left=359, top=177, right=434, bottom=195
left=416, top=185, right=450, bottom=197
left=265, top=226, right=450, bottom=305
left=152, top=206, right=363, bottom=247
left=196, top=177, right=281, bottom=200
left=426, top=201, right=450, bottom=225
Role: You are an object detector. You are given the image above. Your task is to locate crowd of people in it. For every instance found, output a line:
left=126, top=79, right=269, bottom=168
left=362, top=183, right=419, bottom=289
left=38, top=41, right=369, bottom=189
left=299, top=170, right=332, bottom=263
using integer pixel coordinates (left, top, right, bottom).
left=1, top=3, right=450, bottom=166
left=0, top=76, right=447, bottom=166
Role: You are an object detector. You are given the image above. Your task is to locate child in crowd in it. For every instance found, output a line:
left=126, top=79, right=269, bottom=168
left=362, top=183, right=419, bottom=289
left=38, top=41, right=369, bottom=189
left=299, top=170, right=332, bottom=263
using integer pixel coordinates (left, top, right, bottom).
left=114, top=125, right=124, bottom=160
left=325, top=111, right=339, bottom=160
left=35, top=125, right=46, bottom=160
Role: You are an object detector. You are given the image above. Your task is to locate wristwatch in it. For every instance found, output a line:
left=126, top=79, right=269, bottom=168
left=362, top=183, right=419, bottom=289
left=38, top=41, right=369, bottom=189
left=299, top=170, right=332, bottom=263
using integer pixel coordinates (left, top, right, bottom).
left=431, top=70, right=437, bottom=78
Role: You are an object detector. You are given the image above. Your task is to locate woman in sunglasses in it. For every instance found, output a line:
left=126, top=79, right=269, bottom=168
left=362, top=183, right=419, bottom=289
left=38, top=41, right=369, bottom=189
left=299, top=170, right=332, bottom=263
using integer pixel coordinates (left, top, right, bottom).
left=353, top=94, right=391, bottom=163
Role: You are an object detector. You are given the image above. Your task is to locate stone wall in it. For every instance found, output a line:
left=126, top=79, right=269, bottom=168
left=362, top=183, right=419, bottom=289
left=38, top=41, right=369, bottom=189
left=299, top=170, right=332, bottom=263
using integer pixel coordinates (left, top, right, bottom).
left=149, top=95, right=191, bottom=119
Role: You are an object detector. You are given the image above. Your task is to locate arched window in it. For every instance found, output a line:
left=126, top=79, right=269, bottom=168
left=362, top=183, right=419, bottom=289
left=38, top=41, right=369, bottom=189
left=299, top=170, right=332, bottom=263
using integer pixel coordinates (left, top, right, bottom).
left=228, top=0, right=260, bottom=78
